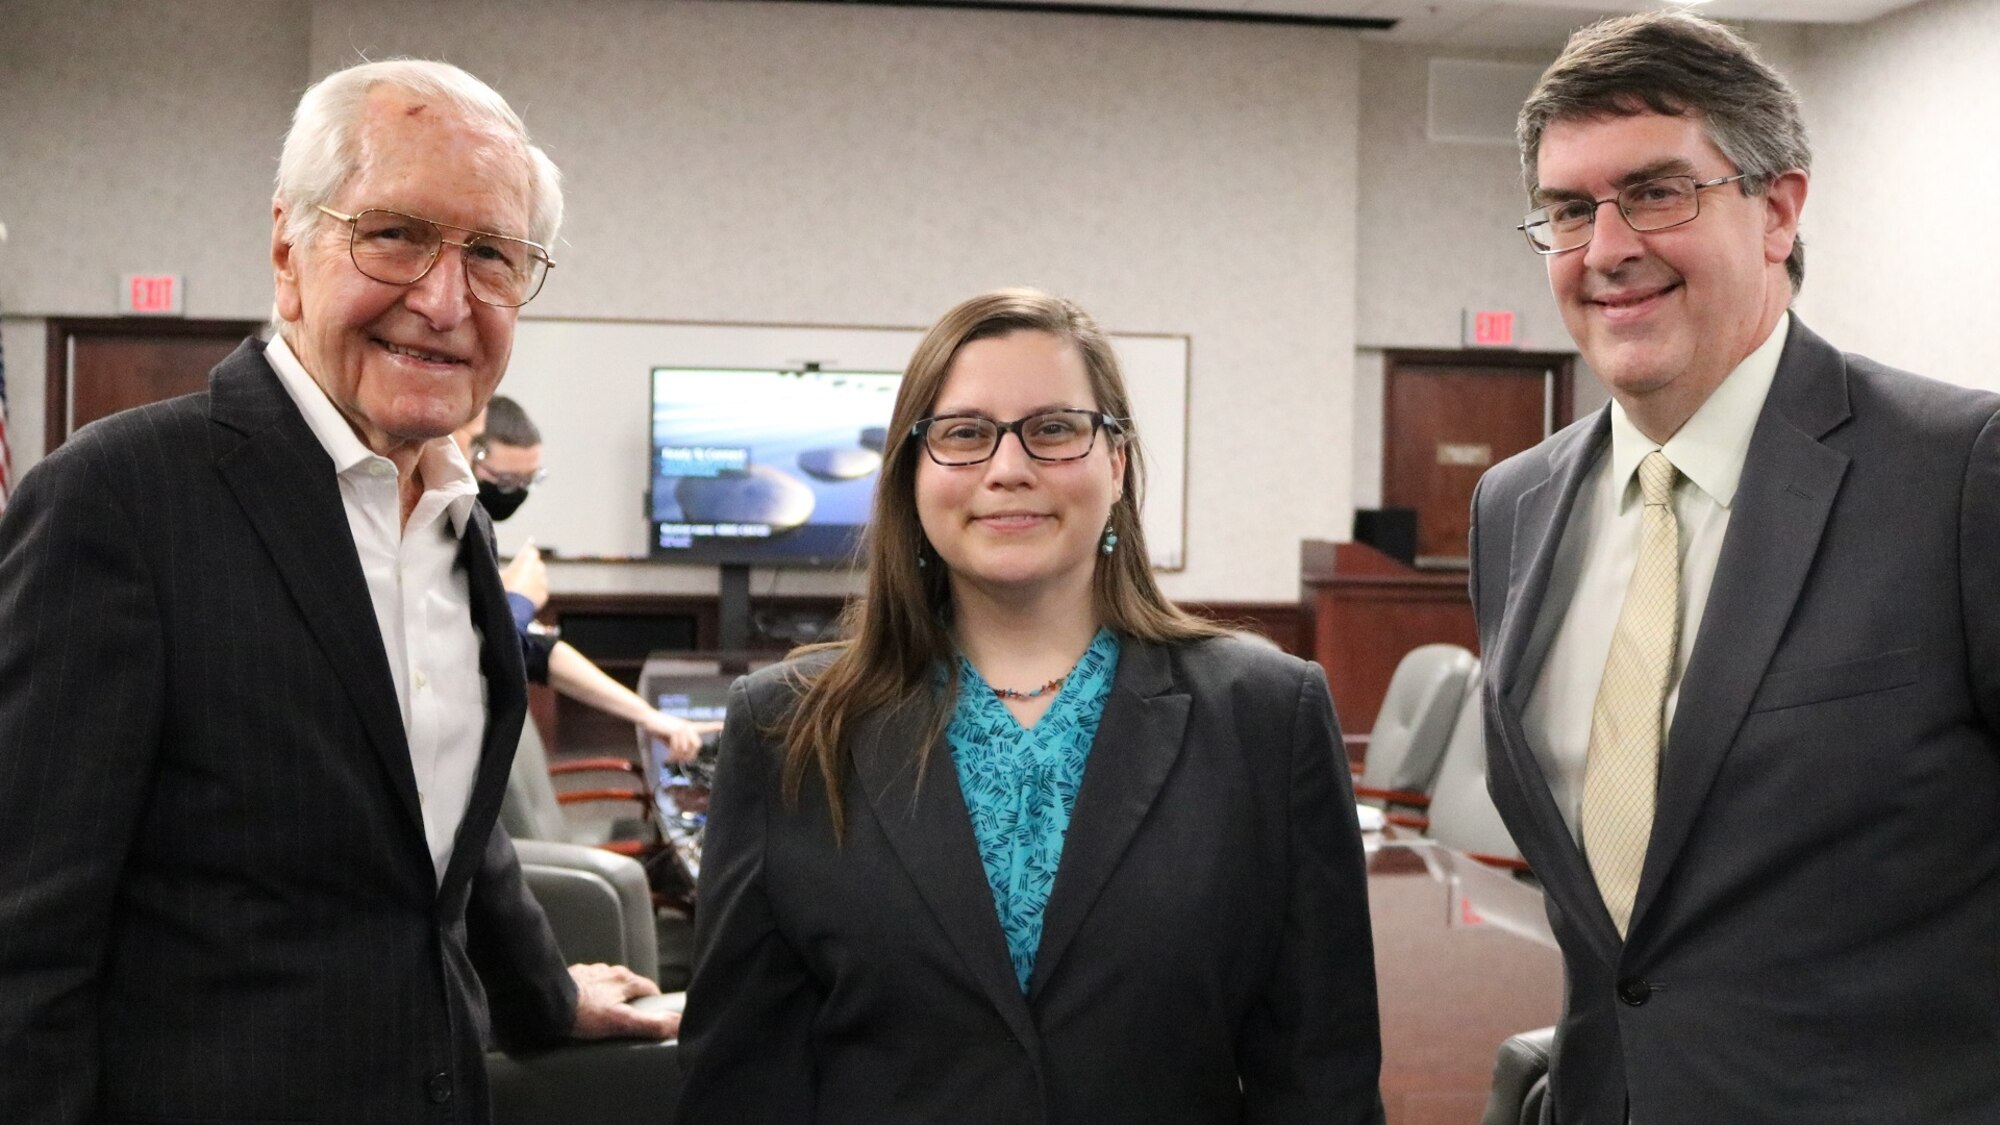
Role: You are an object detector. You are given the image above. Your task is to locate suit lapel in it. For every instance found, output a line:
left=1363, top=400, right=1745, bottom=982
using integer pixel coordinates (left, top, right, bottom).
left=1629, top=320, right=1851, bottom=937
left=1486, top=413, right=1627, bottom=963
left=440, top=506, right=529, bottom=896
left=209, top=343, right=425, bottom=837
left=850, top=696, right=1039, bottom=1048
left=1028, top=638, right=1189, bottom=997
left=1495, top=411, right=1609, bottom=710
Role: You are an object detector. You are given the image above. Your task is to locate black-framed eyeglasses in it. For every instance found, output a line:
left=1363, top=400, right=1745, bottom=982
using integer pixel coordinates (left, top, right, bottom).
left=1517, top=174, right=1749, bottom=255
left=911, top=409, right=1125, bottom=467
left=314, top=204, right=555, bottom=307
left=471, top=441, right=549, bottom=492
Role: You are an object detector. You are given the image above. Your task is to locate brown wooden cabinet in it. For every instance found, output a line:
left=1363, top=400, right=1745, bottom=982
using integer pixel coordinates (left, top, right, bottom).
left=1301, top=540, right=1478, bottom=736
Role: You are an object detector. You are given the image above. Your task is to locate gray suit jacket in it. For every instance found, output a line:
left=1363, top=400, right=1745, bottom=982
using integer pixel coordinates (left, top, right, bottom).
left=675, top=634, right=1384, bottom=1125
left=1470, top=318, right=2000, bottom=1124
left=0, top=341, right=577, bottom=1124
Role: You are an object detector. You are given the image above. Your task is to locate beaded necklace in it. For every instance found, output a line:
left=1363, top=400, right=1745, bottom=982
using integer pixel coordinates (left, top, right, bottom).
left=991, top=675, right=1065, bottom=701
left=986, top=651, right=1085, bottom=701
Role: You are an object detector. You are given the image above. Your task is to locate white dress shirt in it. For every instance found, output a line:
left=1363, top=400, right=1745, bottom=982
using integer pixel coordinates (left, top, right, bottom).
left=1522, top=314, right=1791, bottom=839
left=266, top=333, right=488, bottom=883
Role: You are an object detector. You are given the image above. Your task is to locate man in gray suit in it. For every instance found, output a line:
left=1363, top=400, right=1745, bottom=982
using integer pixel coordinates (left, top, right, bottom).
left=0, top=59, right=667, bottom=1123
left=1471, top=12, right=2000, bottom=1123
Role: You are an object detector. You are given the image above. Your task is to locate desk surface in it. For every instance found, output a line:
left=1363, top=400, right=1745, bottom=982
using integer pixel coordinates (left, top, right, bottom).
left=1368, top=839, right=1563, bottom=1125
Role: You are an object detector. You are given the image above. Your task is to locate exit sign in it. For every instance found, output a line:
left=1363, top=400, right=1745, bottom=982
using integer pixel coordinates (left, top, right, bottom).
left=119, top=274, right=185, bottom=316
left=1463, top=308, right=1516, bottom=348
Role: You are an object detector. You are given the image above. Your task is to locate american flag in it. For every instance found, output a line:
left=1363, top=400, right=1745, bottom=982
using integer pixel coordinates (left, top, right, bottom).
left=0, top=298, right=11, bottom=514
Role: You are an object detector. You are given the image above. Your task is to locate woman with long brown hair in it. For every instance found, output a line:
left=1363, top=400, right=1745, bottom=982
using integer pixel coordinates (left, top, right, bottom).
left=675, top=289, right=1383, bottom=1124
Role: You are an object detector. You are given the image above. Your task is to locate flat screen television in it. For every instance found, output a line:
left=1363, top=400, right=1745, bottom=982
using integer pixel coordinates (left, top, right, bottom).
left=648, top=366, right=905, bottom=566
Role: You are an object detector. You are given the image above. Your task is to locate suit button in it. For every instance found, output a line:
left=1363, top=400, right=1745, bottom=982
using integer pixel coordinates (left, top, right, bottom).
left=1617, top=978, right=1653, bottom=1007
left=427, top=1071, right=452, bottom=1103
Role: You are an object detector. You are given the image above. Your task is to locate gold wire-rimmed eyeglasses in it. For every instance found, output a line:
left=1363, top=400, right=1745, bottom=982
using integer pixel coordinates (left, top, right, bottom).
left=313, top=204, right=555, bottom=307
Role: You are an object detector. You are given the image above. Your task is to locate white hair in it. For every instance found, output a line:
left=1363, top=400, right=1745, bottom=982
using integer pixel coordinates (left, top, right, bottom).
left=275, top=58, right=563, bottom=252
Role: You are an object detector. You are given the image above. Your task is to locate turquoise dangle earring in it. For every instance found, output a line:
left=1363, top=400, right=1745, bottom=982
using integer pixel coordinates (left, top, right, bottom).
left=1100, top=520, right=1118, bottom=555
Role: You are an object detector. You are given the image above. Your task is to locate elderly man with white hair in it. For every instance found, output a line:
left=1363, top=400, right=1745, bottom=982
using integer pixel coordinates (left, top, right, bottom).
left=0, top=59, right=671, bottom=1124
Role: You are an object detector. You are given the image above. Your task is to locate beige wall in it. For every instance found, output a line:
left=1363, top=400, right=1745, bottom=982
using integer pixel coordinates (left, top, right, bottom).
left=4, top=0, right=1995, bottom=597
left=0, top=0, right=308, bottom=467
left=2, top=0, right=1358, bottom=601
left=1792, top=0, right=2000, bottom=390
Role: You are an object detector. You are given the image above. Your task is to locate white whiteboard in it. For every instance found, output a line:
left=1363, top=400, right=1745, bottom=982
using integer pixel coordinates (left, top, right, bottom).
left=499, top=318, right=1189, bottom=570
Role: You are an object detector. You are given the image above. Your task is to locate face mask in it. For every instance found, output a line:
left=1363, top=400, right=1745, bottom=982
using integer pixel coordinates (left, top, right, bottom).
left=477, top=480, right=530, bottom=521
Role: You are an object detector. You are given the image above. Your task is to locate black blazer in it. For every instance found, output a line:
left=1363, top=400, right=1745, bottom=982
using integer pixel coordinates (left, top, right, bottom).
left=0, top=341, right=576, bottom=1124
left=676, top=634, right=1384, bottom=1125
left=1471, top=319, right=2000, bottom=1124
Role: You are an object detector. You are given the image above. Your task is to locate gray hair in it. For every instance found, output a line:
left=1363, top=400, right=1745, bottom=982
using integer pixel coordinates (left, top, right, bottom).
left=1518, top=11, right=1810, bottom=292
left=276, top=58, right=563, bottom=253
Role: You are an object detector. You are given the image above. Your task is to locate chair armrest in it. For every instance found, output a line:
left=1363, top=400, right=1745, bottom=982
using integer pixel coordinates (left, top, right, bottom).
left=1384, top=811, right=1430, bottom=831
left=1354, top=785, right=1432, bottom=809
left=1465, top=852, right=1533, bottom=874
left=488, top=1033, right=682, bottom=1125
left=549, top=757, right=642, bottom=777
left=556, top=786, right=648, bottom=807
left=1480, top=1026, right=1556, bottom=1125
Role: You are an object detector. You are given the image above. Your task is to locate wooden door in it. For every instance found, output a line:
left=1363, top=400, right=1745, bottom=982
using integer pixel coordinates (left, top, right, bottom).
left=1383, top=351, right=1573, bottom=566
left=45, top=318, right=262, bottom=452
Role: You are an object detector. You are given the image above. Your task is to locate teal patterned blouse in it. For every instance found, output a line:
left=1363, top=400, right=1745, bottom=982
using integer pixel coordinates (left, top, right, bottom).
left=947, top=627, right=1122, bottom=993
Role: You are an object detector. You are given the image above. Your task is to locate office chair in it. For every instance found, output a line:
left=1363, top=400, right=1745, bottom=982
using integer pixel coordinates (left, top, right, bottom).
left=486, top=837, right=684, bottom=1125
left=1408, top=673, right=1528, bottom=871
left=501, top=718, right=659, bottom=859
left=1352, top=643, right=1478, bottom=816
left=512, top=838, right=660, bottom=976
left=1480, top=1026, right=1555, bottom=1125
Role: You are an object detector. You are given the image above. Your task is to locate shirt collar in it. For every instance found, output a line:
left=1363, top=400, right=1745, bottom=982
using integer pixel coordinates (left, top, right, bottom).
left=266, top=332, right=480, bottom=538
left=1605, top=311, right=1790, bottom=512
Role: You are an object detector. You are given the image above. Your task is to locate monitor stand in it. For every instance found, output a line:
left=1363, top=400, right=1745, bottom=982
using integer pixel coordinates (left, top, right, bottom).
left=718, top=562, right=752, bottom=653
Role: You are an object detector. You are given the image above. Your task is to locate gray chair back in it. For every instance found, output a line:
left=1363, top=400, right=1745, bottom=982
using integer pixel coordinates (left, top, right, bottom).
left=1424, top=668, right=1523, bottom=863
left=1357, top=643, right=1477, bottom=801
left=512, top=837, right=660, bottom=983
left=489, top=838, right=683, bottom=1125
left=503, top=718, right=573, bottom=843
left=1481, top=1026, right=1555, bottom=1125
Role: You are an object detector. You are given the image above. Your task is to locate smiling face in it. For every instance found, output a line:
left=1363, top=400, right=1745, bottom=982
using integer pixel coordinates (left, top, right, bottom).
left=915, top=330, right=1125, bottom=610
left=1536, top=111, right=1804, bottom=439
left=272, top=86, right=532, bottom=463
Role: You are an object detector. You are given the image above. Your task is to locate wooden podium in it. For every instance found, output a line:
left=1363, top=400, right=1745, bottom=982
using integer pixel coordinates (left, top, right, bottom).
left=1301, top=541, right=1478, bottom=736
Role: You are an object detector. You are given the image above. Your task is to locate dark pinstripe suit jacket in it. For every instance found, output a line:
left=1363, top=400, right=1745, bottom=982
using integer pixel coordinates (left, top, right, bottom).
left=0, top=341, right=576, bottom=1124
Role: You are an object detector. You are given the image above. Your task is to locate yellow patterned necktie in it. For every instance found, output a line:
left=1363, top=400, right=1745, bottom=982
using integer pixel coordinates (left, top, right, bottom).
left=1582, top=450, right=1680, bottom=938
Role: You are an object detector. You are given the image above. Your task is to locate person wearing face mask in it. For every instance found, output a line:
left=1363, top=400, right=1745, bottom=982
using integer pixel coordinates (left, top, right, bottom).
left=452, top=397, right=718, bottom=762
left=469, top=395, right=544, bottom=521
left=675, top=289, right=1384, bottom=1124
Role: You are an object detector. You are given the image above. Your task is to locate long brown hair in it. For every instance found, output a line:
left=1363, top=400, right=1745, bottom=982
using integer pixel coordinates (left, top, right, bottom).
left=778, top=288, right=1224, bottom=838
